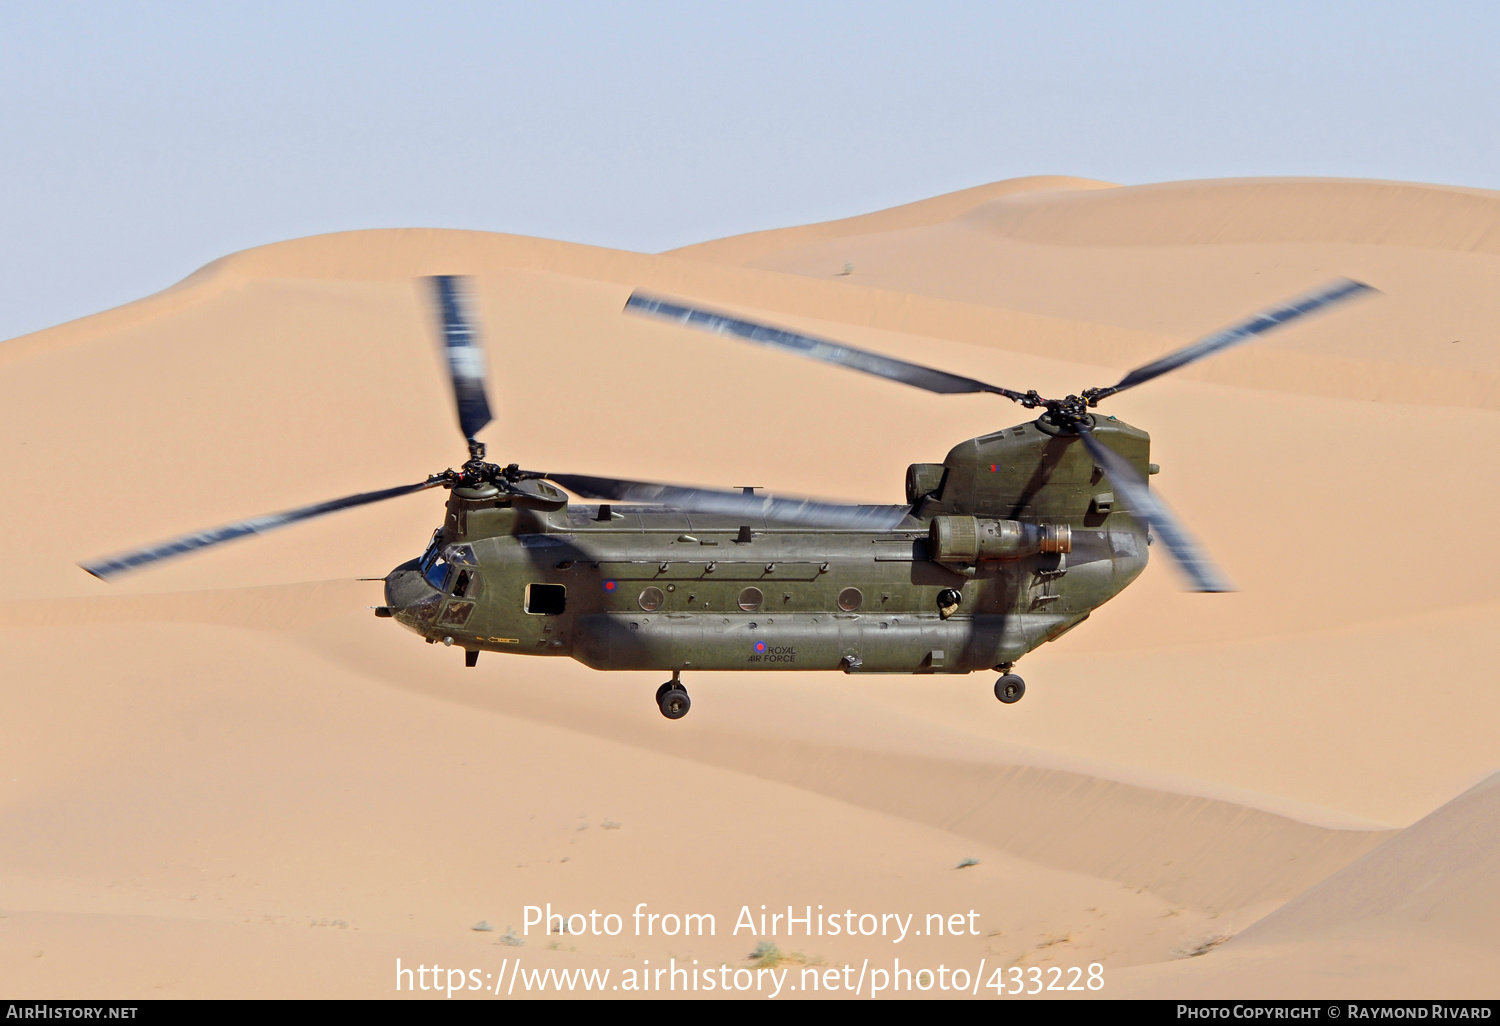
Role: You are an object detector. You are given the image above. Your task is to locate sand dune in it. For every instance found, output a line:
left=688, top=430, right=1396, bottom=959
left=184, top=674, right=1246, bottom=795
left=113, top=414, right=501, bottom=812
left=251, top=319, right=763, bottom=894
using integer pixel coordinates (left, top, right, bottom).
left=1112, top=772, right=1500, bottom=998
left=1, top=175, right=1495, bottom=997
left=1235, top=771, right=1500, bottom=950
left=678, top=176, right=1500, bottom=409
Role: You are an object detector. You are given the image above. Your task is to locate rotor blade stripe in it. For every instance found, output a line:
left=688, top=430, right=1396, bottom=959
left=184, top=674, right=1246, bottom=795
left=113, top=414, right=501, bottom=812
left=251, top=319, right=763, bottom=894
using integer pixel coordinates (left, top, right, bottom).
left=81, top=480, right=442, bottom=580
left=626, top=292, right=1024, bottom=400
left=430, top=275, right=494, bottom=440
left=1110, top=278, right=1376, bottom=393
left=1078, top=430, right=1232, bottom=592
left=547, top=473, right=909, bottom=530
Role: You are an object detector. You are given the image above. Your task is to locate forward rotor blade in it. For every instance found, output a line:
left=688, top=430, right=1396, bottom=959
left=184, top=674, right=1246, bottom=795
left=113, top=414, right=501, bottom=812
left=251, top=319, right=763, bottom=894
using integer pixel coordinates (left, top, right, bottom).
left=429, top=275, right=494, bottom=441
left=547, top=473, right=909, bottom=530
left=1104, top=278, right=1376, bottom=396
left=81, top=479, right=444, bottom=581
left=626, top=292, right=1027, bottom=401
left=1077, top=429, right=1232, bottom=592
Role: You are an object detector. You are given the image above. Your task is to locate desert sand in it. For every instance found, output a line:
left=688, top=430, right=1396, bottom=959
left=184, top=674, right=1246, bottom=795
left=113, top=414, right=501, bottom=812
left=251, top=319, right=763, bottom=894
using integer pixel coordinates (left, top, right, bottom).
left=0, top=175, right=1495, bottom=998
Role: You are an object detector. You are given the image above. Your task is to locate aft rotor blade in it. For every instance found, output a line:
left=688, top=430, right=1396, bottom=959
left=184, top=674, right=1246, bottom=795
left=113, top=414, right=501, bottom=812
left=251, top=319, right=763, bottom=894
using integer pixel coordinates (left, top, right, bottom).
left=1102, top=278, right=1376, bottom=397
left=81, top=479, right=444, bottom=581
left=625, top=292, right=1027, bottom=401
left=429, top=275, right=494, bottom=441
left=547, top=473, right=909, bottom=530
left=1077, top=429, right=1232, bottom=592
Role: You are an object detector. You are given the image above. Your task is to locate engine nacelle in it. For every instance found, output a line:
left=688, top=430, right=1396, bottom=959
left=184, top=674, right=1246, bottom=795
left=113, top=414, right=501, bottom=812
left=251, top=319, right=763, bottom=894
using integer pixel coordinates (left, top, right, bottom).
left=928, top=516, right=1071, bottom=564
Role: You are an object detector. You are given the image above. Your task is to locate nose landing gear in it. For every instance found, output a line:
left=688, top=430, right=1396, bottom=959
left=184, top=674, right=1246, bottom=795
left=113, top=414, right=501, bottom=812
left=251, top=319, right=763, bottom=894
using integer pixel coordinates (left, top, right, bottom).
left=656, top=670, right=690, bottom=720
left=994, top=667, right=1026, bottom=704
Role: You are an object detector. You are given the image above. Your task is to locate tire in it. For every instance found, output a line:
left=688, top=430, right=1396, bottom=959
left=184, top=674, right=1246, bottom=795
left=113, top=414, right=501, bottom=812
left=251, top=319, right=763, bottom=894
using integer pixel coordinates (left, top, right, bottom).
left=994, top=674, right=1026, bottom=704
left=658, top=687, right=691, bottom=720
left=656, top=681, right=677, bottom=703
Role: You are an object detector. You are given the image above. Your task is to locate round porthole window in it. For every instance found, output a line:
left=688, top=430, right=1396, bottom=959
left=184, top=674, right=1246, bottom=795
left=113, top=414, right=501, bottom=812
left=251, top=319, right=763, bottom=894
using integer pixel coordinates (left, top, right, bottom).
left=837, top=587, right=863, bottom=612
left=738, top=586, right=763, bottom=612
left=638, top=586, right=665, bottom=612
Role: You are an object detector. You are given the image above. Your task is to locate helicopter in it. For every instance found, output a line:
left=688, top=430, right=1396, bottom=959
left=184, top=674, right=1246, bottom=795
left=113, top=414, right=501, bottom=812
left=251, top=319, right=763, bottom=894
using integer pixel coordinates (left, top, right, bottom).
left=81, top=274, right=1374, bottom=719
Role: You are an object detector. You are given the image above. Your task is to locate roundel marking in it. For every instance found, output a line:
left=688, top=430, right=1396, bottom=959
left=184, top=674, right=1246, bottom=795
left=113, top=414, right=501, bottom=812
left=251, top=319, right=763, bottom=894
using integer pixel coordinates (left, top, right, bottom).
left=754, top=641, right=767, bottom=654
left=603, top=579, right=618, bottom=593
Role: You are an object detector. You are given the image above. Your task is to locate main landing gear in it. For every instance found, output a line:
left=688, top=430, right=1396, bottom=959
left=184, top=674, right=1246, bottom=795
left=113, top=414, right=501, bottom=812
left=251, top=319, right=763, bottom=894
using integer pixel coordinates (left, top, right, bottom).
left=656, top=671, right=690, bottom=720
left=994, top=665, right=1026, bottom=704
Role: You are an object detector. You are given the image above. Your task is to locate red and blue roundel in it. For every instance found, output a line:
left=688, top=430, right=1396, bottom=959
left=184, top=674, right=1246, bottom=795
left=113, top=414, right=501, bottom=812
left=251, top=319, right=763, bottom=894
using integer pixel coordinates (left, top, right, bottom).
left=754, top=641, right=767, bottom=654
left=603, top=579, right=618, bottom=593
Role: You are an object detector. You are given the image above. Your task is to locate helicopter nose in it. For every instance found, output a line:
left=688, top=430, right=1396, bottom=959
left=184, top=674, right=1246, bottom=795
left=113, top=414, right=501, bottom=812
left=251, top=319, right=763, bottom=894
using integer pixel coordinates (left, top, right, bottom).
left=381, top=560, right=443, bottom=631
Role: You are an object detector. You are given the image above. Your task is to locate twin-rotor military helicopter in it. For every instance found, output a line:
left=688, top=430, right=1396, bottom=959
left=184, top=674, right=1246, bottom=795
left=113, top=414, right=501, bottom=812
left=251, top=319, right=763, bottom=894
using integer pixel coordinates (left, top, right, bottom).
left=83, top=274, right=1373, bottom=718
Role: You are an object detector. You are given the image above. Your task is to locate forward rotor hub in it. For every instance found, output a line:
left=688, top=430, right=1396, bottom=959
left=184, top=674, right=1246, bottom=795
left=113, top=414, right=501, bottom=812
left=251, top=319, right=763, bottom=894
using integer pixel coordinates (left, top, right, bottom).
left=435, top=456, right=548, bottom=493
left=1019, top=393, right=1096, bottom=432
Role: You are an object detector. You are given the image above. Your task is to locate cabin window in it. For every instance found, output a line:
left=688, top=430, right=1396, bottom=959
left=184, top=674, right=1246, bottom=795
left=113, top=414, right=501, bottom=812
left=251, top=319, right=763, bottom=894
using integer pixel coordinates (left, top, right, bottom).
left=837, top=587, right=863, bottom=612
left=638, top=587, right=664, bottom=612
left=526, top=583, right=567, bottom=615
left=737, top=587, right=763, bottom=612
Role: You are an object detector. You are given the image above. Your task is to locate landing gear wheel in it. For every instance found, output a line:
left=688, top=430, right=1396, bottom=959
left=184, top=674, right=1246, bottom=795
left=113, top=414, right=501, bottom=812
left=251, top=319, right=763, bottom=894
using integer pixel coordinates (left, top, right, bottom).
left=656, top=671, right=684, bottom=704
left=658, top=686, right=691, bottom=720
left=994, top=674, right=1026, bottom=704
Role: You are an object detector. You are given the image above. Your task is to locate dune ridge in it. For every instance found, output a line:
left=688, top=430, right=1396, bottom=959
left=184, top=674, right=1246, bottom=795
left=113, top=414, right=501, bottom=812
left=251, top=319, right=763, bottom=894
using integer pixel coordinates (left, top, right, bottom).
left=1233, top=770, right=1500, bottom=949
left=965, top=177, right=1500, bottom=252
left=16, top=180, right=1500, bottom=411
left=1112, top=771, right=1500, bottom=997
left=666, top=175, right=1117, bottom=264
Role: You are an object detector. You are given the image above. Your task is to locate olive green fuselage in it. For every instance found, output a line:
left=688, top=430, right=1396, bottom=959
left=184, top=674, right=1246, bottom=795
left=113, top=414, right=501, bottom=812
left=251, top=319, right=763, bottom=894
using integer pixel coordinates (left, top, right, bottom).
left=383, top=414, right=1151, bottom=674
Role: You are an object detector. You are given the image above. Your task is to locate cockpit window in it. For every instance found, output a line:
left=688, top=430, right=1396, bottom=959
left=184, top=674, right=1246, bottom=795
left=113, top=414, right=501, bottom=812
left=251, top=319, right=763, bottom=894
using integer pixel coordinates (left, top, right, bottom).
left=418, top=530, right=443, bottom=575
left=419, top=531, right=459, bottom=591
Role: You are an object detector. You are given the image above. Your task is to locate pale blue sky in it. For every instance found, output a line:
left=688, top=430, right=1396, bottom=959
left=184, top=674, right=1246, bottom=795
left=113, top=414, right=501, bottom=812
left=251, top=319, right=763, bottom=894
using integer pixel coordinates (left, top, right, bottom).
left=2, top=1, right=1497, bottom=341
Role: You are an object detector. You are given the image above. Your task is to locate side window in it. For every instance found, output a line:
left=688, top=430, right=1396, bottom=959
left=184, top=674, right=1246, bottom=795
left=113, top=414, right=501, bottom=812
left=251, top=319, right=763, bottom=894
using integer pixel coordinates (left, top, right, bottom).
left=452, top=569, right=481, bottom=599
left=525, top=583, right=567, bottom=615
